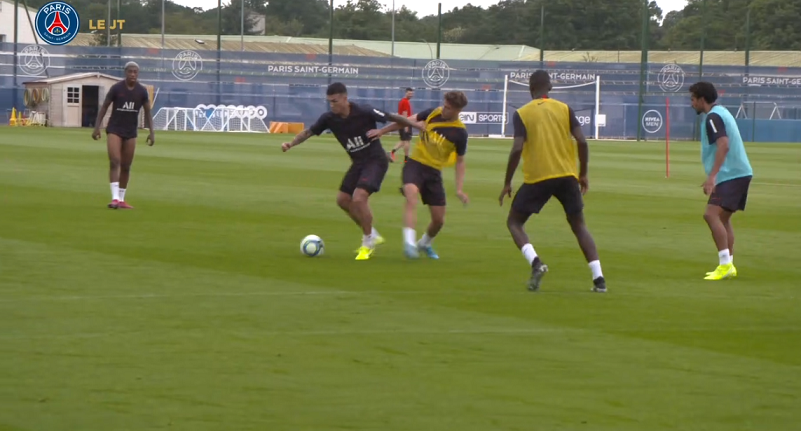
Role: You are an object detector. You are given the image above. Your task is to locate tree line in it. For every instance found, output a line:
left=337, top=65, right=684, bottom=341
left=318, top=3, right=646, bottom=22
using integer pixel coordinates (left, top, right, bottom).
left=20, top=0, right=801, bottom=51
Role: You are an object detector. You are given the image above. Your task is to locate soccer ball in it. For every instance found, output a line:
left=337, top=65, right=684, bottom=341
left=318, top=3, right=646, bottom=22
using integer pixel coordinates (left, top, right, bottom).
left=300, top=235, right=324, bottom=257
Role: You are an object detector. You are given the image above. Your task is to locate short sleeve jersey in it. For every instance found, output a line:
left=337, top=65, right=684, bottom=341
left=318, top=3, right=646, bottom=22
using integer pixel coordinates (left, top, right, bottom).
left=106, top=80, right=149, bottom=136
left=408, top=107, right=468, bottom=170
left=309, top=103, right=390, bottom=163
left=398, top=98, right=412, bottom=117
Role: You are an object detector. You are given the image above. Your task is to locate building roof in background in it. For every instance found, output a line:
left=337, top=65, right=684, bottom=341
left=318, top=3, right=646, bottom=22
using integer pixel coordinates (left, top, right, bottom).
left=522, top=50, right=801, bottom=67
left=23, top=72, right=121, bottom=85
left=66, top=33, right=801, bottom=67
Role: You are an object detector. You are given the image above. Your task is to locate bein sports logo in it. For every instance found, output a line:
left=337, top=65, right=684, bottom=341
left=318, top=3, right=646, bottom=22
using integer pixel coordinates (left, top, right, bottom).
left=35, top=1, right=80, bottom=46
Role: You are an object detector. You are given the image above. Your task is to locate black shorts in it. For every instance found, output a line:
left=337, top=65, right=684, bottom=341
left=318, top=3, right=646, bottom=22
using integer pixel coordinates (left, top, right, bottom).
left=106, top=128, right=137, bottom=140
left=340, top=159, right=389, bottom=195
left=708, top=175, right=752, bottom=212
left=399, top=128, right=413, bottom=141
left=402, top=159, right=446, bottom=206
left=511, top=176, right=584, bottom=216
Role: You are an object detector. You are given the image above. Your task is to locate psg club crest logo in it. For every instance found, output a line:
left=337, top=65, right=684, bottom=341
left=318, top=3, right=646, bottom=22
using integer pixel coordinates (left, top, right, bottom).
left=35, top=1, right=81, bottom=46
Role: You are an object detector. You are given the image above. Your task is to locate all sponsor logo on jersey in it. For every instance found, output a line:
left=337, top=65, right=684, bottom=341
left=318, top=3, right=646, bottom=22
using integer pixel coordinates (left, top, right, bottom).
left=118, top=101, right=137, bottom=112
left=35, top=1, right=81, bottom=46
left=345, top=136, right=368, bottom=152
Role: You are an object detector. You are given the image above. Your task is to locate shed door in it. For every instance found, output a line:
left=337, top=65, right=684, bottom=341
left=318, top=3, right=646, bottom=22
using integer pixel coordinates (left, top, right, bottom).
left=64, top=85, right=81, bottom=127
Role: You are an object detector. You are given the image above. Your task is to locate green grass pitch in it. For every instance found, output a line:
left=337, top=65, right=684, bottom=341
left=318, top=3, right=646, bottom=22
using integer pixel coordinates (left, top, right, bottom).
left=1, top=127, right=799, bottom=431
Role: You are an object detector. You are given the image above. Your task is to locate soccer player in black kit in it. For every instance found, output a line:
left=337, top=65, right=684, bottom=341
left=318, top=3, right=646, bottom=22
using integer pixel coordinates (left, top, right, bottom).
left=281, top=82, right=423, bottom=261
left=92, top=61, right=155, bottom=209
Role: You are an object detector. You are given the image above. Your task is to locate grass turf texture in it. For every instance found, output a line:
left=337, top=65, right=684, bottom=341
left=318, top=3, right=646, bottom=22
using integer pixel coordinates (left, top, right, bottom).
left=1, top=127, right=799, bottom=431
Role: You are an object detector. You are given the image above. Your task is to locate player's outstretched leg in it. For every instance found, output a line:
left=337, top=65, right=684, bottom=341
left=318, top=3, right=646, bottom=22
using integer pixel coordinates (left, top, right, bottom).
left=707, top=210, right=737, bottom=278
left=402, top=184, right=421, bottom=259
left=337, top=191, right=383, bottom=259
left=351, top=188, right=383, bottom=260
left=117, top=137, right=137, bottom=209
left=565, top=211, right=606, bottom=292
left=417, top=205, right=444, bottom=259
left=337, top=192, right=363, bottom=227
left=507, top=209, right=548, bottom=291
left=703, top=205, right=735, bottom=280
left=106, top=133, right=123, bottom=209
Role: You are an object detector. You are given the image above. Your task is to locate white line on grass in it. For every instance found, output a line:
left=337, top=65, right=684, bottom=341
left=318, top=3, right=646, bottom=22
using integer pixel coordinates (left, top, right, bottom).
left=0, top=289, right=794, bottom=303
left=1, top=326, right=797, bottom=341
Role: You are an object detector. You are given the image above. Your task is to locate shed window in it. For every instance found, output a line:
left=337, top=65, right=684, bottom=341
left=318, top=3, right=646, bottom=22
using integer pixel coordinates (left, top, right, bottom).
left=67, top=87, right=79, bottom=104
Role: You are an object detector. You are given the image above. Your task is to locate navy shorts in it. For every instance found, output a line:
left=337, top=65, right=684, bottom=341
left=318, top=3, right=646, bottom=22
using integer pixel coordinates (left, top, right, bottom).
left=106, top=128, right=137, bottom=140
left=402, top=159, right=446, bottom=206
left=340, top=159, right=389, bottom=195
left=708, top=175, right=752, bottom=212
left=399, top=128, right=413, bottom=141
left=511, top=176, right=584, bottom=216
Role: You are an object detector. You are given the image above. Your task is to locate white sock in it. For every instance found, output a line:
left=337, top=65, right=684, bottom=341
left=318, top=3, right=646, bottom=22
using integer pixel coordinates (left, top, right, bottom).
left=718, top=249, right=732, bottom=265
left=521, top=243, right=538, bottom=265
left=362, top=234, right=373, bottom=248
left=119, top=188, right=126, bottom=202
left=371, top=227, right=379, bottom=238
left=403, top=227, right=416, bottom=246
left=419, top=233, right=433, bottom=247
left=110, top=182, right=120, bottom=201
left=589, top=260, right=603, bottom=280
left=731, top=255, right=734, bottom=264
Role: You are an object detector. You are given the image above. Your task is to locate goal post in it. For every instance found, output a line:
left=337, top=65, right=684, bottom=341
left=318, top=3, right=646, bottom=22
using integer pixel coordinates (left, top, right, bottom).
left=152, top=105, right=271, bottom=133
left=501, top=74, right=602, bottom=140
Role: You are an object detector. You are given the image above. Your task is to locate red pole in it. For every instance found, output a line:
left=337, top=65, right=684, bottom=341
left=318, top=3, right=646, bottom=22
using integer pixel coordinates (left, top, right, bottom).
left=666, top=97, right=670, bottom=178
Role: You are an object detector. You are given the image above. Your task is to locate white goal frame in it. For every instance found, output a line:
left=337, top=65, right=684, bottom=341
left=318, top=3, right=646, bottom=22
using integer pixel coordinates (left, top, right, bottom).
left=153, top=105, right=271, bottom=133
left=501, top=75, right=602, bottom=139
left=735, top=101, right=781, bottom=120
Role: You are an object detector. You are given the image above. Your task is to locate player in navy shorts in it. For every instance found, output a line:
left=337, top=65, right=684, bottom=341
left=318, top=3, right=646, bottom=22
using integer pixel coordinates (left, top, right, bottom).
left=281, top=82, right=423, bottom=260
left=92, top=61, right=155, bottom=209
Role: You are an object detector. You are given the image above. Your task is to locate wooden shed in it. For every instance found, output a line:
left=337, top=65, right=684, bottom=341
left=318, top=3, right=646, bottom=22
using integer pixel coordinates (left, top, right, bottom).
left=22, top=72, right=154, bottom=128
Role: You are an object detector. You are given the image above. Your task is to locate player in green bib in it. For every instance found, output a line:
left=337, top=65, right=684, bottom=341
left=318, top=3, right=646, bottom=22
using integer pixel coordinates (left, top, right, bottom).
left=689, top=82, right=754, bottom=280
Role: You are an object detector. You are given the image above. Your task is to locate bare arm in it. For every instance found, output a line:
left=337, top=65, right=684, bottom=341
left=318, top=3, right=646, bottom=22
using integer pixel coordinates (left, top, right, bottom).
left=709, top=136, right=730, bottom=178
left=94, top=96, right=112, bottom=132
left=143, top=102, right=154, bottom=135
left=455, top=155, right=466, bottom=193
left=287, top=129, right=313, bottom=148
left=571, top=125, right=589, bottom=178
left=386, top=113, right=424, bottom=131
left=368, top=115, right=419, bottom=140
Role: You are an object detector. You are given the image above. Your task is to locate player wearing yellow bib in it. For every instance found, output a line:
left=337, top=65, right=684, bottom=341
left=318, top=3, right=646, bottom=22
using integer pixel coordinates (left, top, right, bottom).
left=369, top=91, right=470, bottom=259
left=499, top=71, right=606, bottom=292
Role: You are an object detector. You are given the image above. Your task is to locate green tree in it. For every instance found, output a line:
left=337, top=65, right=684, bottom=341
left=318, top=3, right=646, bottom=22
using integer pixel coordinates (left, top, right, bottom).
left=750, top=0, right=801, bottom=50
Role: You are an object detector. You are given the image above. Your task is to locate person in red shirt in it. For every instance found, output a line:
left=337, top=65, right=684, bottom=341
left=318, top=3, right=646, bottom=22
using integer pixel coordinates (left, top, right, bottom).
left=389, top=88, right=414, bottom=162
